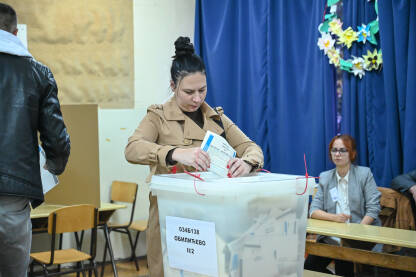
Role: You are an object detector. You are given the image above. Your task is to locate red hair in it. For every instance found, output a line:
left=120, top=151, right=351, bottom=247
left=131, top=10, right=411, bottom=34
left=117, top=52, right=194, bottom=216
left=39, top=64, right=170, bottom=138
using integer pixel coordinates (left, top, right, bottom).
left=328, top=134, right=357, bottom=162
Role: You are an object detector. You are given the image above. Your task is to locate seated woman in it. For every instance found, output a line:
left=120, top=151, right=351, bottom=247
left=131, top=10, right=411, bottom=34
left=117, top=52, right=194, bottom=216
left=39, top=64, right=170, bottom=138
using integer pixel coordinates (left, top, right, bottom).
left=125, top=36, right=264, bottom=277
left=304, top=134, right=381, bottom=276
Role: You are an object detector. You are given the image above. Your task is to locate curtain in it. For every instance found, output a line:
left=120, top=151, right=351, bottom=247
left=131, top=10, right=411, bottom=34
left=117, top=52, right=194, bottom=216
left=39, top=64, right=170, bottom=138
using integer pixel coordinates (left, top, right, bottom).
left=195, top=0, right=337, bottom=178
left=341, top=0, right=416, bottom=187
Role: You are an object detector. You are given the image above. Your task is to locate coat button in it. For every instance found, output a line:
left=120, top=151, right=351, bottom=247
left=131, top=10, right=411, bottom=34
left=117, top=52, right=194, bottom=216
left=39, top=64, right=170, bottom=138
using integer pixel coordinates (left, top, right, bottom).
left=183, top=138, right=192, bottom=145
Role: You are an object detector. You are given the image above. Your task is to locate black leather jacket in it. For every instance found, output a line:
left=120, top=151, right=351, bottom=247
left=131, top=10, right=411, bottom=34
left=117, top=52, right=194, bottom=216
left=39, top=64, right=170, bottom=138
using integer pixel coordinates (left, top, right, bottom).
left=0, top=53, right=70, bottom=207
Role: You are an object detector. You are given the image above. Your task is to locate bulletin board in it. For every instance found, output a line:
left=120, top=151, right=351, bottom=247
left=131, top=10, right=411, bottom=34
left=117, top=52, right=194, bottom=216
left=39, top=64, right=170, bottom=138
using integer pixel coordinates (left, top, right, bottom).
left=4, top=0, right=134, bottom=108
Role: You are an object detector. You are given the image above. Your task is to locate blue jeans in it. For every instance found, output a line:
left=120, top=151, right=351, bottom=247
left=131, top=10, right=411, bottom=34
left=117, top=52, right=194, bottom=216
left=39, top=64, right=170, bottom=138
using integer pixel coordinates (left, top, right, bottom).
left=0, top=196, right=31, bottom=277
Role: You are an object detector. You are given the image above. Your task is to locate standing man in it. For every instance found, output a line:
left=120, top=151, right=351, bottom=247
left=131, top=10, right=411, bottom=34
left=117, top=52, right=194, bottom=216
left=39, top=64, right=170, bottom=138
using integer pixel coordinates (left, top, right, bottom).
left=0, top=3, right=70, bottom=276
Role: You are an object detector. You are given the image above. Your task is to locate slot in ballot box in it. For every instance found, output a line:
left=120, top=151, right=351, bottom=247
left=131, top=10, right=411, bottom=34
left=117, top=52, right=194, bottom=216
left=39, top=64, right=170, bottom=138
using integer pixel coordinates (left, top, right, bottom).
left=150, top=172, right=312, bottom=277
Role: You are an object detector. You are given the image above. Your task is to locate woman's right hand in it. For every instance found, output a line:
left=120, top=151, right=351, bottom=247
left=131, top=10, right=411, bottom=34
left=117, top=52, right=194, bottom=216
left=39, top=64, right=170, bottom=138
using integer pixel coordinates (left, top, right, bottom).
left=172, top=148, right=211, bottom=171
left=311, top=210, right=351, bottom=223
left=332, top=213, right=351, bottom=223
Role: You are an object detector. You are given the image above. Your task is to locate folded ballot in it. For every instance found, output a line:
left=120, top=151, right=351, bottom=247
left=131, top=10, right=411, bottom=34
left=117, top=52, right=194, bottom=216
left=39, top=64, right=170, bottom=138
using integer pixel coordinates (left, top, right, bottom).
left=201, top=131, right=236, bottom=177
left=39, top=145, right=59, bottom=194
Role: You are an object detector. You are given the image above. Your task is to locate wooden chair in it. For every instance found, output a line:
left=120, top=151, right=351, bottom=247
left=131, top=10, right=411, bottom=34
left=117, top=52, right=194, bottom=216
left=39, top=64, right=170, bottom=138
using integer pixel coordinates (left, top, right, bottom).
left=29, top=204, right=98, bottom=277
left=100, top=181, right=138, bottom=277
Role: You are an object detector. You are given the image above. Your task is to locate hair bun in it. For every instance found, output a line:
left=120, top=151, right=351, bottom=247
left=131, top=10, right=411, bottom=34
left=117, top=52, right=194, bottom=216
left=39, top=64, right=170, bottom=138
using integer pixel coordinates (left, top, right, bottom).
left=174, top=36, right=195, bottom=58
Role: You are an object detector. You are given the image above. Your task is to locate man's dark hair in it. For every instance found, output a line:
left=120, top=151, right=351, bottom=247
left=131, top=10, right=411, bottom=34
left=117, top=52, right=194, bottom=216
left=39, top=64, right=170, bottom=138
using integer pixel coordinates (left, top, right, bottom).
left=0, top=2, right=17, bottom=33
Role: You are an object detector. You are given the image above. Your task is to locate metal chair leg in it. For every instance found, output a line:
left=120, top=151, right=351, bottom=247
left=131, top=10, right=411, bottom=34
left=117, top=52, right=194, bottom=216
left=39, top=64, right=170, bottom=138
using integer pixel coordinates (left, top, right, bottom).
left=93, top=261, right=99, bottom=277
left=88, top=260, right=94, bottom=277
left=126, top=228, right=140, bottom=271
left=74, top=232, right=82, bottom=277
left=42, top=263, right=49, bottom=277
left=80, top=261, right=86, bottom=277
left=102, top=225, right=118, bottom=277
left=29, top=260, right=35, bottom=277
left=100, top=237, right=108, bottom=277
left=133, top=229, right=140, bottom=251
left=58, top=233, right=63, bottom=274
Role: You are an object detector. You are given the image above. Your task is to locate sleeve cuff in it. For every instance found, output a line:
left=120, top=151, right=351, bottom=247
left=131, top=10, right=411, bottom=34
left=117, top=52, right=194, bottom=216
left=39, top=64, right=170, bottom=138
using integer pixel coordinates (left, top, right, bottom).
left=365, top=212, right=379, bottom=221
left=243, top=160, right=260, bottom=172
left=157, top=145, right=177, bottom=168
left=166, top=148, right=178, bottom=166
left=309, top=208, right=317, bottom=218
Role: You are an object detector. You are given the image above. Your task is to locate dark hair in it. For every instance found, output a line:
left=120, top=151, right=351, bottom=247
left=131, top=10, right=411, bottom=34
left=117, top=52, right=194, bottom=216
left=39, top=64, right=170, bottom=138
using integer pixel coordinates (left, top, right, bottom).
left=328, top=134, right=357, bottom=162
left=170, top=36, right=206, bottom=88
left=0, top=3, right=17, bottom=33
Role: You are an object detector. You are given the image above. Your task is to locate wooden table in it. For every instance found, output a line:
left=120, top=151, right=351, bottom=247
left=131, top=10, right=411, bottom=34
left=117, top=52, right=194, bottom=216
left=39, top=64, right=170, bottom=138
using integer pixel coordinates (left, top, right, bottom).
left=31, top=202, right=126, bottom=232
left=306, top=218, right=416, bottom=272
left=31, top=202, right=126, bottom=277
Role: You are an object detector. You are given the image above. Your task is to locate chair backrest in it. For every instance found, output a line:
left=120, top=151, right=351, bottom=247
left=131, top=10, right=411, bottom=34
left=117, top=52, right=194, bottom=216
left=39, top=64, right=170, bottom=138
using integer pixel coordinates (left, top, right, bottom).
left=111, top=181, right=138, bottom=204
left=110, top=181, right=138, bottom=226
left=45, top=204, right=98, bottom=266
left=48, top=204, right=97, bottom=234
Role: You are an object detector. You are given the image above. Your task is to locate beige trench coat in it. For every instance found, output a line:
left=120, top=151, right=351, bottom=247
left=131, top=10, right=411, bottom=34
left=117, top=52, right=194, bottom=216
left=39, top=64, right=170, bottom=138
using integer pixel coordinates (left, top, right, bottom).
left=125, top=97, right=264, bottom=277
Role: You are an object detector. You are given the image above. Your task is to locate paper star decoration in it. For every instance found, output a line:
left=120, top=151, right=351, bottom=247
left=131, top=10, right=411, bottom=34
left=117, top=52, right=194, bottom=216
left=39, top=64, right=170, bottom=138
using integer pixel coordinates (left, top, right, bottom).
left=351, top=57, right=365, bottom=78
left=337, top=27, right=358, bottom=49
left=329, top=19, right=343, bottom=36
left=357, top=24, right=371, bottom=43
left=363, top=49, right=383, bottom=70
left=327, top=48, right=341, bottom=66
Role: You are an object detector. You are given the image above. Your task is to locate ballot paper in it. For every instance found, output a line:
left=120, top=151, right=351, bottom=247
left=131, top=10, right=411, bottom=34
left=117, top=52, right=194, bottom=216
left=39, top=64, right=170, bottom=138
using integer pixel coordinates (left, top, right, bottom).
left=201, top=131, right=236, bottom=177
left=39, top=145, right=59, bottom=194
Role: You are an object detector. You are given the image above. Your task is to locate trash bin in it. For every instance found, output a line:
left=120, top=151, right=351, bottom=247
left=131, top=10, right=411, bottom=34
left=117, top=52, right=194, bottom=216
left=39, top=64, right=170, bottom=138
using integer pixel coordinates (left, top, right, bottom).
left=150, top=172, right=312, bottom=277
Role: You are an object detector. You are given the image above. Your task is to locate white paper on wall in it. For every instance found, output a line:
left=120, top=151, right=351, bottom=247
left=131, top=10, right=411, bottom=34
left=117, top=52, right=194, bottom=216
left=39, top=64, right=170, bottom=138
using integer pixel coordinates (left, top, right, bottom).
left=16, top=24, right=27, bottom=49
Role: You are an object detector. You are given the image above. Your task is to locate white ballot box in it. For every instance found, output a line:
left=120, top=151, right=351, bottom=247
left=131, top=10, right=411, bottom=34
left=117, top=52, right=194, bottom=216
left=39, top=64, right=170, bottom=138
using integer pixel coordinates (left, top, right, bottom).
left=150, top=172, right=312, bottom=277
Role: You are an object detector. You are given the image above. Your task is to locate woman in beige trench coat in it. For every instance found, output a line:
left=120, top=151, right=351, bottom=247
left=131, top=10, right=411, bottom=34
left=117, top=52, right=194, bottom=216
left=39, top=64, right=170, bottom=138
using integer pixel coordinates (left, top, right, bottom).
left=125, top=37, right=264, bottom=277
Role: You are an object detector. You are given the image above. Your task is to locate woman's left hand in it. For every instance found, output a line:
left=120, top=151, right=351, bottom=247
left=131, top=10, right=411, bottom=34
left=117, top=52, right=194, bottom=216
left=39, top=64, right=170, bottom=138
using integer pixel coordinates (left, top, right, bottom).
left=227, top=158, right=252, bottom=177
left=360, top=215, right=375, bottom=225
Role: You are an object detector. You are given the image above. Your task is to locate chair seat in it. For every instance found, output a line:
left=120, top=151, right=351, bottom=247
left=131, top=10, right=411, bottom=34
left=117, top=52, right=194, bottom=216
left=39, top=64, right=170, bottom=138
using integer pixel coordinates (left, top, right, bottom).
left=108, top=219, right=147, bottom=230
left=30, top=248, right=91, bottom=264
left=107, top=222, right=129, bottom=229
left=129, top=219, right=148, bottom=231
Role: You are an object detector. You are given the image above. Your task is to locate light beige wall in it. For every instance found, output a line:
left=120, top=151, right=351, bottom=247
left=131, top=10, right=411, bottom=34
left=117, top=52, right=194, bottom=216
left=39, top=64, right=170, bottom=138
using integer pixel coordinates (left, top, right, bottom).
left=98, top=0, right=196, bottom=258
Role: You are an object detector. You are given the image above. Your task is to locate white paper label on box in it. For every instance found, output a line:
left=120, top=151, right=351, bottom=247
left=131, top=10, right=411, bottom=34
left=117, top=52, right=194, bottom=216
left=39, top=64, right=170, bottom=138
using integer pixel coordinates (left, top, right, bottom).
left=166, top=216, right=218, bottom=277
